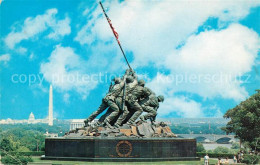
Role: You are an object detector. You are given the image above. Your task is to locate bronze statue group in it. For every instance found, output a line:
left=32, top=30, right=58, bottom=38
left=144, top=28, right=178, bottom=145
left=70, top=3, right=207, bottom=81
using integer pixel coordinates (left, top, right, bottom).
left=84, top=69, right=164, bottom=129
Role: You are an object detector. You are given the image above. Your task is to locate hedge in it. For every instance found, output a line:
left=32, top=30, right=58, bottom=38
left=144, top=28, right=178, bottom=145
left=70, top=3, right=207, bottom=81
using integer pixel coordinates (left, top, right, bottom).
left=197, top=152, right=234, bottom=158
left=1, top=151, right=44, bottom=156
left=16, top=151, right=44, bottom=156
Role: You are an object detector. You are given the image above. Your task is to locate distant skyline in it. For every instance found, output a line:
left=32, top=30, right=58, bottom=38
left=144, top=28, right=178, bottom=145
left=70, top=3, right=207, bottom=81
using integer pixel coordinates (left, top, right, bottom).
left=0, top=0, right=260, bottom=119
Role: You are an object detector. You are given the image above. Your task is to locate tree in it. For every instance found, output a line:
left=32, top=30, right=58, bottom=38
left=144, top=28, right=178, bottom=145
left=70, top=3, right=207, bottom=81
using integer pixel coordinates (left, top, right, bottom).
left=19, top=130, right=45, bottom=151
left=231, top=142, right=240, bottom=149
left=0, top=138, right=14, bottom=152
left=197, top=143, right=206, bottom=152
left=17, top=146, right=30, bottom=152
left=223, top=91, right=260, bottom=152
left=213, top=146, right=230, bottom=154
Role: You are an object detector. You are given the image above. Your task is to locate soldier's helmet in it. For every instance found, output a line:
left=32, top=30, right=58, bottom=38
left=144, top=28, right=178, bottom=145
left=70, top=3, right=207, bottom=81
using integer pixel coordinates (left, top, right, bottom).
left=138, top=79, right=145, bottom=87
left=113, top=77, right=121, bottom=84
left=126, top=76, right=134, bottom=83
left=157, top=95, right=164, bottom=102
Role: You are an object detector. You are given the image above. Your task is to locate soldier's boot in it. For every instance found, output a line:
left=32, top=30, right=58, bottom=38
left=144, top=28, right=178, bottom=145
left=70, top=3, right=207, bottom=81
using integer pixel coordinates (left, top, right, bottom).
left=127, top=102, right=143, bottom=124
left=94, top=121, right=102, bottom=127
left=142, top=106, right=157, bottom=122
left=84, top=119, right=90, bottom=127
left=127, top=109, right=143, bottom=125
left=126, top=121, right=133, bottom=125
left=114, top=106, right=129, bottom=126
left=114, top=123, right=120, bottom=128
left=139, top=116, right=146, bottom=122
left=104, top=119, right=113, bottom=129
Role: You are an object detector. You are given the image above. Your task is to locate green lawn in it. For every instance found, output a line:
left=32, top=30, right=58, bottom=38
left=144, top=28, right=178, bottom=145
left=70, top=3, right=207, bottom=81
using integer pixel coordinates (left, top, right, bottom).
left=29, top=157, right=218, bottom=165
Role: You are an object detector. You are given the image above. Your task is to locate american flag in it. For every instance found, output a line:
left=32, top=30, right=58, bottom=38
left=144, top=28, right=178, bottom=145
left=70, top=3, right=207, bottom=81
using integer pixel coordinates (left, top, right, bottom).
left=108, top=18, right=120, bottom=43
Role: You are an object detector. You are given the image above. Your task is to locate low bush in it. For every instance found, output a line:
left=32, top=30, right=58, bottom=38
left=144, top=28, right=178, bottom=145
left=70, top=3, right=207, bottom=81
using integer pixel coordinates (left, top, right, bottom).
left=1, top=154, right=33, bottom=164
left=12, top=151, right=45, bottom=156
left=242, top=154, right=259, bottom=164
left=197, top=152, right=234, bottom=158
left=2, top=151, right=44, bottom=156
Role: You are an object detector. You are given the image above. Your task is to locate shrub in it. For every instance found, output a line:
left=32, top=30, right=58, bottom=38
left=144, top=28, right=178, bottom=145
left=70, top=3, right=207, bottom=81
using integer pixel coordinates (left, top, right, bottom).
left=10, top=151, right=45, bottom=156
left=213, top=146, right=230, bottom=154
left=197, top=152, right=234, bottom=158
left=17, top=146, right=30, bottom=152
left=197, top=143, right=206, bottom=152
left=231, top=142, right=240, bottom=149
left=242, top=154, right=259, bottom=164
left=1, top=154, right=32, bottom=164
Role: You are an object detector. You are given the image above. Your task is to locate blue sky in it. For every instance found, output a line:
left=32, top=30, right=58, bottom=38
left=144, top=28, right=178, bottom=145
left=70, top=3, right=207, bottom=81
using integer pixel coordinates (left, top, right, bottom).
left=0, top=0, right=259, bottom=120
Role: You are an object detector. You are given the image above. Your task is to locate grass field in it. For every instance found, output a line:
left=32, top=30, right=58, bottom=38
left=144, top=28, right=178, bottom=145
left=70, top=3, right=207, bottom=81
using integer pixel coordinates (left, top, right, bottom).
left=29, top=157, right=218, bottom=165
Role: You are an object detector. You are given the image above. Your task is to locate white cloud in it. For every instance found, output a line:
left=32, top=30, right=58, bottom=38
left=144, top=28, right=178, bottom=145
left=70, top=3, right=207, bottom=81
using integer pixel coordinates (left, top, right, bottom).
left=31, top=83, right=48, bottom=97
left=158, top=97, right=203, bottom=118
left=53, top=109, right=65, bottom=119
left=29, top=53, right=35, bottom=61
left=40, top=45, right=98, bottom=98
left=146, top=23, right=259, bottom=117
left=165, top=24, right=259, bottom=101
left=146, top=73, right=175, bottom=96
left=4, top=8, right=71, bottom=49
left=47, top=17, right=71, bottom=39
left=0, top=54, right=11, bottom=66
left=74, top=1, right=260, bottom=117
left=0, top=54, right=10, bottom=63
left=16, top=47, right=27, bottom=54
left=214, top=110, right=223, bottom=118
left=63, top=93, right=70, bottom=104
left=75, top=1, right=260, bottom=66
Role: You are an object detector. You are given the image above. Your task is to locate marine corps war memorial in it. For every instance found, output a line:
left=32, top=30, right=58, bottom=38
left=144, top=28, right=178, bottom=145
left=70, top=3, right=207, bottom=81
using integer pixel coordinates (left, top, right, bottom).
left=42, top=2, right=198, bottom=162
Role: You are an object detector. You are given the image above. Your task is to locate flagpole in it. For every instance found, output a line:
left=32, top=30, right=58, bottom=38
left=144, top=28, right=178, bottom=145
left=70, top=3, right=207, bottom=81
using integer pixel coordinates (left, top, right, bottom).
left=99, top=1, right=132, bottom=71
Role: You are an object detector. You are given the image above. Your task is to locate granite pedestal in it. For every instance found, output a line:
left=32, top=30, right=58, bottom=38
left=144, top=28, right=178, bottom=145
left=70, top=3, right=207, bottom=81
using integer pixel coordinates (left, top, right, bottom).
left=42, top=137, right=199, bottom=161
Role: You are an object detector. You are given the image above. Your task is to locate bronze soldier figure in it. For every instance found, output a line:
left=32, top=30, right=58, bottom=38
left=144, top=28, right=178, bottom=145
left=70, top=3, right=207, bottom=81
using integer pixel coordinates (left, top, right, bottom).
left=114, top=79, right=153, bottom=127
left=103, top=74, right=137, bottom=128
left=84, top=71, right=129, bottom=127
left=139, top=95, right=164, bottom=122
left=112, top=71, right=138, bottom=127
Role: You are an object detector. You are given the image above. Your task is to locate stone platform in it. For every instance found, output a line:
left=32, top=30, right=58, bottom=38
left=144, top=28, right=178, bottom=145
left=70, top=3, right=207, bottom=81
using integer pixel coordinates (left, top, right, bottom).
left=65, top=121, right=177, bottom=138
left=42, top=137, right=199, bottom=161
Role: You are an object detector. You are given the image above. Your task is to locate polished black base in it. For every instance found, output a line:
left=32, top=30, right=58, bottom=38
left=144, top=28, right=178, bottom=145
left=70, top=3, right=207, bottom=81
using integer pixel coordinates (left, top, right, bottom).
left=41, top=156, right=200, bottom=162
left=42, top=137, right=199, bottom=161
